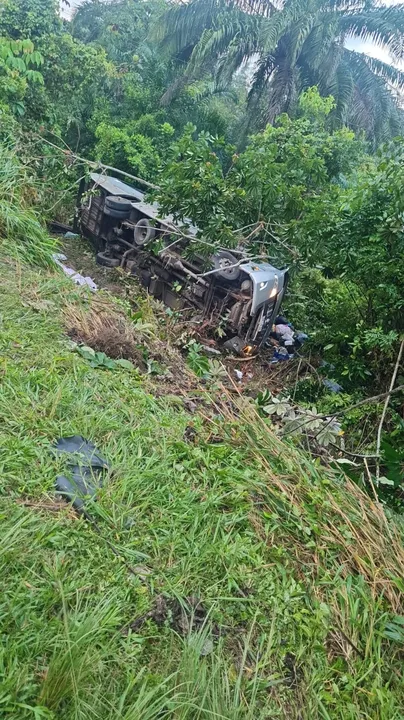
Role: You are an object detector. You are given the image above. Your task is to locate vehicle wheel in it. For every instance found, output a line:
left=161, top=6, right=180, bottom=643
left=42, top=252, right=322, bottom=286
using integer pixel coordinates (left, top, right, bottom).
left=104, top=195, right=132, bottom=212
left=134, top=218, right=156, bottom=246
left=212, top=250, right=240, bottom=281
left=96, top=252, right=120, bottom=268
left=103, top=206, right=131, bottom=219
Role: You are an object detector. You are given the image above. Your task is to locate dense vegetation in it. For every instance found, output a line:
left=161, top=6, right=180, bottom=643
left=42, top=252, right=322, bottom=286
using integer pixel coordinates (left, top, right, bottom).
left=0, top=1, right=404, bottom=715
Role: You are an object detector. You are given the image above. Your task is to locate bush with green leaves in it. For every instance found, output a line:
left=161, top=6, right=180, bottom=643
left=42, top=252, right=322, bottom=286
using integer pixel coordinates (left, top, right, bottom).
left=0, top=0, right=61, bottom=40
left=94, top=118, right=174, bottom=179
left=0, top=37, right=43, bottom=115
left=157, top=90, right=366, bottom=252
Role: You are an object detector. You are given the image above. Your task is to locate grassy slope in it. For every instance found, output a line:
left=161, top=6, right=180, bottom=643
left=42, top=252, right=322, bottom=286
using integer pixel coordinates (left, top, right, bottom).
left=1, top=253, right=404, bottom=719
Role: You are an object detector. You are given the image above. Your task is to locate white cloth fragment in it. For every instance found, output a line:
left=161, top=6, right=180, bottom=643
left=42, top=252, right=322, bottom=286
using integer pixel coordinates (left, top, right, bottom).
left=275, top=323, right=294, bottom=342
left=52, top=253, right=97, bottom=291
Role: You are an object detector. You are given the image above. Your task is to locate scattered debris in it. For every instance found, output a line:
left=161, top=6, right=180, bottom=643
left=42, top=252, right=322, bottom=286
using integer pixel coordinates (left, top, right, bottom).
left=182, top=398, right=198, bottom=414
left=283, top=652, right=303, bottom=688
left=268, top=315, right=308, bottom=362
left=53, top=435, right=109, bottom=513
left=234, top=369, right=243, bottom=381
left=200, top=638, right=214, bottom=656
left=124, top=594, right=212, bottom=638
left=16, top=498, right=76, bottom=515
left=201, top=344, right=221, bottom=356
left=53, top=253, right=97, bottom=291
left=323, top=378, right=343, bottom=393
left=184, top=425, right=197, bottom=443
left=271, top=347, right=290, bottom=363
left=64, top=231, right=80, bottom=240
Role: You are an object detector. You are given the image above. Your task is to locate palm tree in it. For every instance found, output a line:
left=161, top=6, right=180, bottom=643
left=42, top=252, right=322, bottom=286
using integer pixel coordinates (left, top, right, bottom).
left=158, top=0, right=404, bottom=142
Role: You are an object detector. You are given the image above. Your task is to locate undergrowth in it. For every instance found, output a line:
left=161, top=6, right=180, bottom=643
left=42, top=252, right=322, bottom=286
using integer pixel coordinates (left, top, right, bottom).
left=0, top=145, right=57, bottom=267
left=1, top=254, right=404, bottom=719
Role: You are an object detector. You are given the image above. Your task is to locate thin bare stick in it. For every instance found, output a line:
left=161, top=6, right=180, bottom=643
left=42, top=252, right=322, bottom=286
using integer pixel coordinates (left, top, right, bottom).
left=198, top=254, right=267, bottom=278
left=327, top=441, right=379, bottom=460
left=375, top=338, right=404, bottom=480
left=35, top=135, right=161, bottom=190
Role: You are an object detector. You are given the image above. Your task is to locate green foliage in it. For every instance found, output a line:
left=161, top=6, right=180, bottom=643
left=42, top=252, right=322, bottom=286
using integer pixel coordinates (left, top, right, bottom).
left=71, top=0, right=165, bottom=62
left=331, top=138, right=404, bottom=332
left=0, top=37, right=43, bottom=115
left=157, top=124, right=239, bottom=245
left=74, top=344, right=137, bottom=371
left=0, top=0, right=61, bottom=40
left=159, top=0, right=404, bottom=142
left=186, top=339, right=211, bottom=377
left=34, top=32, right=114, bottom=141
left=157, top=90, right=366, bottom=249
left=298, top=86, right=336, bottom=120
left=94, top=121, right=167, bottom=179
left=0, top=0, right=246, bottom=187
left=255, top=390, right=343, bottom=448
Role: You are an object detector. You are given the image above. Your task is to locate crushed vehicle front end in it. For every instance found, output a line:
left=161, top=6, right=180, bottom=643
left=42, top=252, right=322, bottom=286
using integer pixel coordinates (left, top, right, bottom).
left=223, top=262, right=288, bottom=354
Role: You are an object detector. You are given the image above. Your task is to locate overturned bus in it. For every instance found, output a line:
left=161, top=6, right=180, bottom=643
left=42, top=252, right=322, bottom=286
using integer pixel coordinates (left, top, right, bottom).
left=79, top=173, right=288, bottom=354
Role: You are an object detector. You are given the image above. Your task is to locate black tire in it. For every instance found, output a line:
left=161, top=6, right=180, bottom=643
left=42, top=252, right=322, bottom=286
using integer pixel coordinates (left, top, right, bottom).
left=105, top=195, right=132, bottom=212
left=134, top=218, right=156, bottom=246
left=212, top=250, right=240, bottom=281
left=96, top=252, right=120, bottom=268
left=103, top=206, right=131, bottom=219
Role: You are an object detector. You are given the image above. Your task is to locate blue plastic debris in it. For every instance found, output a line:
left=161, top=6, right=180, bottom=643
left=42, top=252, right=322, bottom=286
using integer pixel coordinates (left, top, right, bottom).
left=323, top=378, right=343, bottom=393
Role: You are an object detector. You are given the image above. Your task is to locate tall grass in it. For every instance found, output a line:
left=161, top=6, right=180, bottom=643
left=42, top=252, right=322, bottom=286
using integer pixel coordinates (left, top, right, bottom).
left=215, top=391, right=404, bottom=613
left=0, top=143, right=57, bottom=266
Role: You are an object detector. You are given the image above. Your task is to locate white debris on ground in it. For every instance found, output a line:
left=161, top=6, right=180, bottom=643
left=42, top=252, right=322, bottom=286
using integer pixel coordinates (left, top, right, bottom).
left=52, top=253, right=97, bottom=291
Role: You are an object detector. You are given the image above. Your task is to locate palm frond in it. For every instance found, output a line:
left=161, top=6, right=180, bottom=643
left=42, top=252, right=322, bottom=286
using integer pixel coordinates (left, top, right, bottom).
left=340, top=5, right=404, bottom=62
left=315, top=40, right=344, bottom=93
left=300, top=12, right=340, bottom=70
left=248, top=53, right=276, bottom=103
left=156, top=0, right=225, bottom=53
left=157, top=0, right=404, bottom=139
left=258, top=2, right=306, bottom=55
left=265, top=51, right=295, bottom=121
left=333, top=60, right=354, bottom=123
left=188, top=11, right=259, bottom=72
left=361, top=54, right=404, bottom=93
left=344, top=48, right=404, bottom=142
left=231, top=0, right=279, bottom=17
left=216, top=39, right=260, bottom=85
left=285, top=14, right=320, bottom=65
